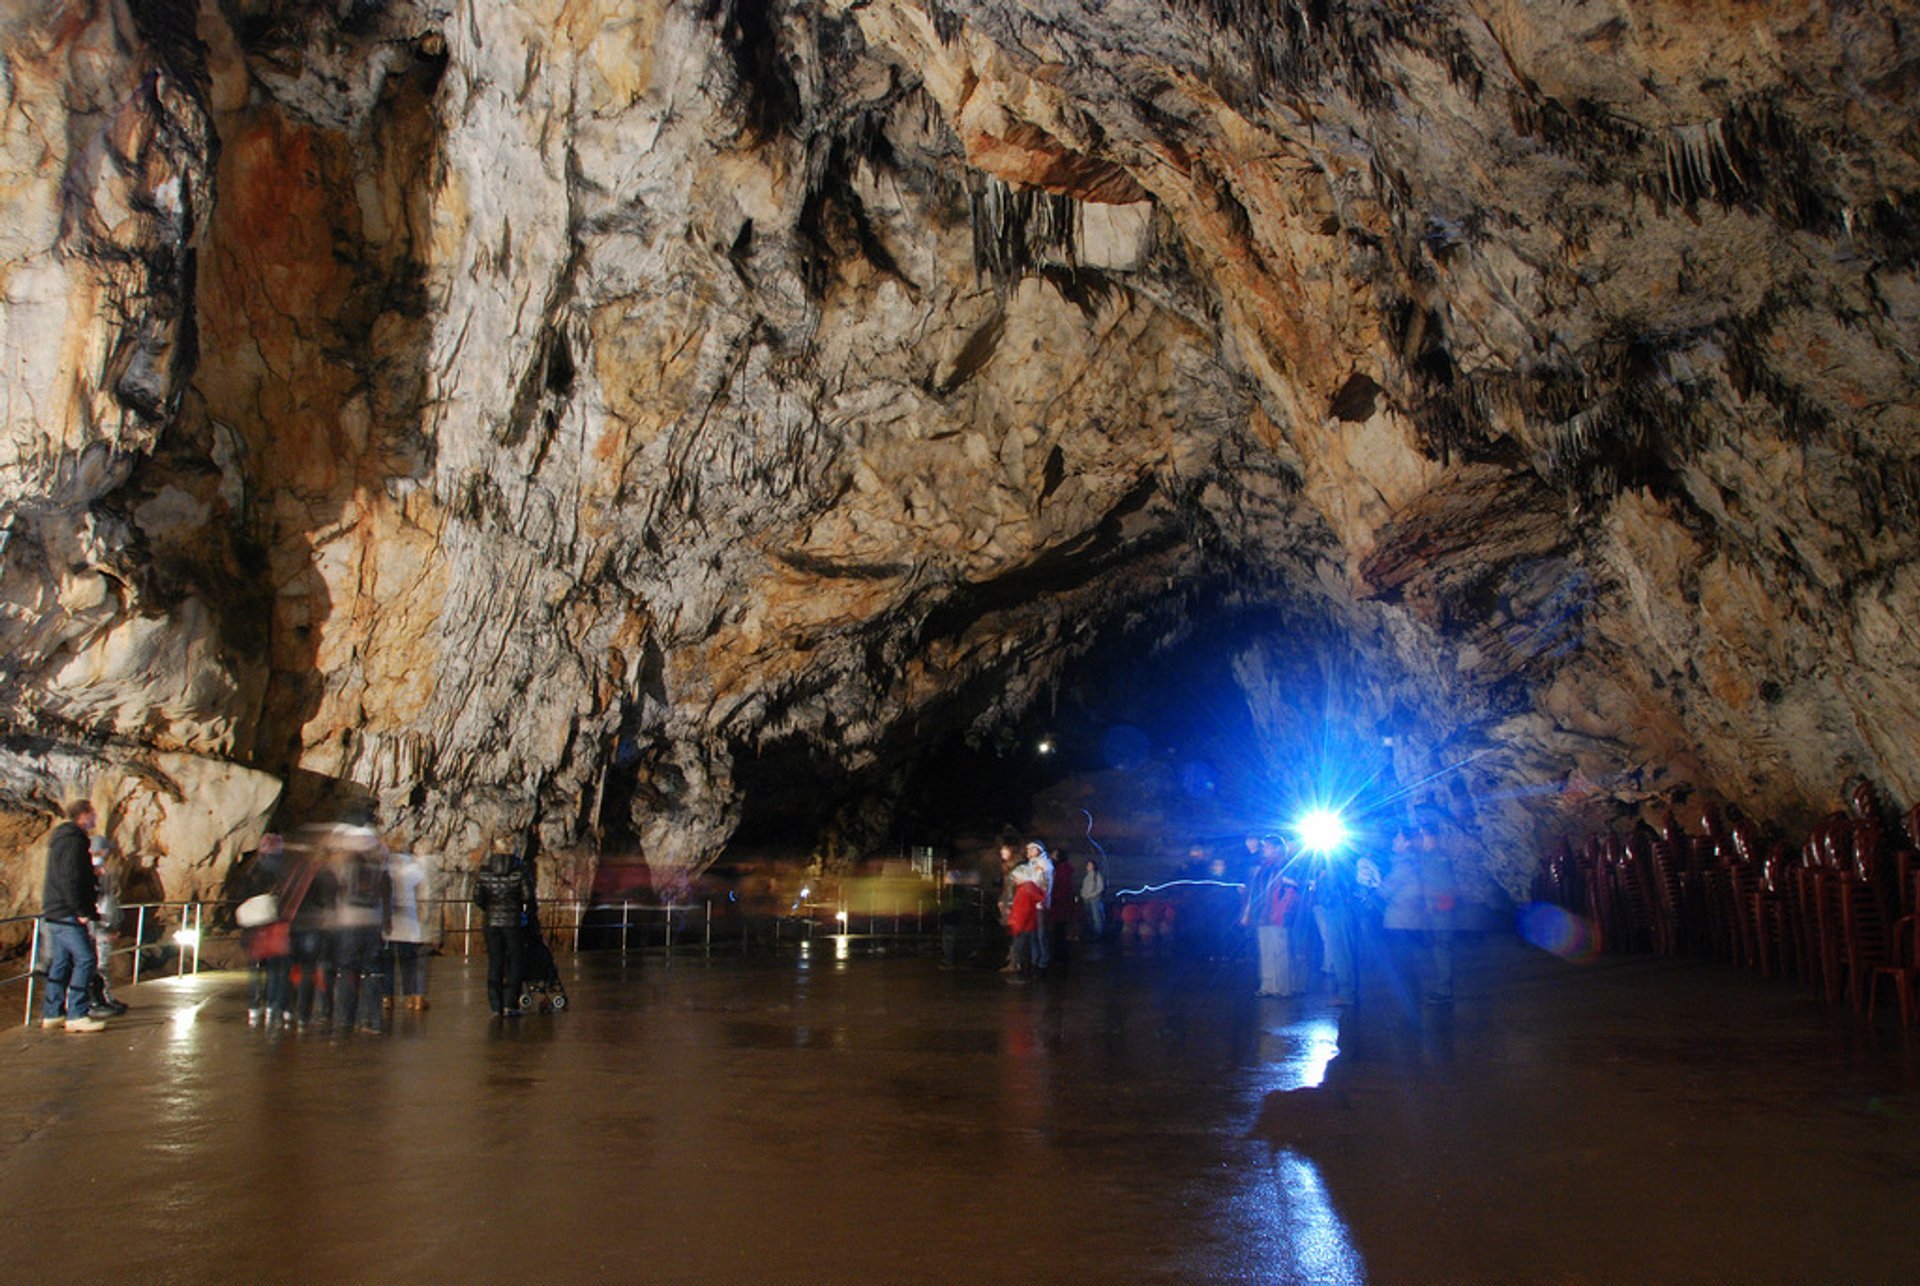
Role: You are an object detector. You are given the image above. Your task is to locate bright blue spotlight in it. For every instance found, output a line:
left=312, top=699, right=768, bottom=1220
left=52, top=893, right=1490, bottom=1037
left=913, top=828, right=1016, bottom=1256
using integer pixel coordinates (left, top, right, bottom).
left=1294, top=808, right=1349, bottom=855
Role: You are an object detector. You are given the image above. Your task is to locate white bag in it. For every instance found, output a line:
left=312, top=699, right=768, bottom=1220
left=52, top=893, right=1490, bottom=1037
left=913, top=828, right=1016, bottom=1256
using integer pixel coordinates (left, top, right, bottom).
left=236, top=892, right=279, bottom=927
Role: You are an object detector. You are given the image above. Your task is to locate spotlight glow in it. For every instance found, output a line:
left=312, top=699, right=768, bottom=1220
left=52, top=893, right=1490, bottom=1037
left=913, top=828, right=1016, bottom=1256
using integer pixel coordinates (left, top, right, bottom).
left=1294, top=808, right=1349, bottom=855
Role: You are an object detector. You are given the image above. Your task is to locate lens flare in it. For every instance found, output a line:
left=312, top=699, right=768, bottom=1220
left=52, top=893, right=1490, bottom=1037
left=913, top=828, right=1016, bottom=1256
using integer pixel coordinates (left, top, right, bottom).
left=1294, top=808, right=1349, bottom=854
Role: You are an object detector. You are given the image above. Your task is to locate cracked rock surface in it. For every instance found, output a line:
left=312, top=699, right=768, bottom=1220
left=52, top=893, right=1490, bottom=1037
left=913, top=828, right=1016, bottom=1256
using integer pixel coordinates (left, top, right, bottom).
left=2, top=0, right=1916, bottom=904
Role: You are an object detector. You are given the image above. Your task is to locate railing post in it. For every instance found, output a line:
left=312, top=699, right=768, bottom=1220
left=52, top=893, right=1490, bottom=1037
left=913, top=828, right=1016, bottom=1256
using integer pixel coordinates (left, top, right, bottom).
left=663, top=906, right=673, bottom=955
left=193, top=902, right=204, bottom=975
left=620, top=900, right=630, bottom=955
left=22, top=919, right=40, bottom=1027
left=463, top=901, right=472, bottom=957
left=132, top=905, right=146, bottom=988
left=704, top=900, right=712, bottom=953
left=574, top=901, right=583, bottom=954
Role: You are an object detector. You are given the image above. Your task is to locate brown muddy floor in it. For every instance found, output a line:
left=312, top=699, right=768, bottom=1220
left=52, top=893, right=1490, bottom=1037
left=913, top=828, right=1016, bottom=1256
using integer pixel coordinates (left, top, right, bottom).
left=1, top=934, right=1916, bottom=1284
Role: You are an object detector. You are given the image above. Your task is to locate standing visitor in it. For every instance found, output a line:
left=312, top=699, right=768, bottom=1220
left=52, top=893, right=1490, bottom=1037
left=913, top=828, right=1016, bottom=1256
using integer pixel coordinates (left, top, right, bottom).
left=1242, top=835, right=1302, bottom=998
left=1006, top=867, right=1045, bottom=982
left=386, top=848, right=433, bottom=1011
left=1308, top=848, right=1360, bottom=1006
left=1024, top=841, right=1054, bottom=972
left=1080, top=856, right=1106, bottom=940
left=87, top=835, right=128, bottom=1016
left=40, top=801, right=107, bottom=1032
left=331, top=829, right=392, bottom=1033
left=1382, top=819, right=1458, bottom=1006
left=474, top=837, right=533, bottom=1016
left=240, top=832, right=291, bottom=1025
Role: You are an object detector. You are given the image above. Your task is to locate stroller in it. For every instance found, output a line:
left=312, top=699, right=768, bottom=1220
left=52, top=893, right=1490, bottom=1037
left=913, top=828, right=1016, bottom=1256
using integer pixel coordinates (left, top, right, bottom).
left=518, top=917, right=569, bottom=1012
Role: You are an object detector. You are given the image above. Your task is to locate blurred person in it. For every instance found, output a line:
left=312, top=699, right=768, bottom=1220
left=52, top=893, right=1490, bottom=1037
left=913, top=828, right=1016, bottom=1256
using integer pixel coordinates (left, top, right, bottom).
left=1049, top=845, right=1075, bottom=960
left=1023, top=841, right=1054, bottom=971
left=290, top=835, right=340, bottom=1029
left=1079, top=855, right=1107, bottom=940
left=994, top=836, right=1021, bottom=971
left=1242, top=835, right=1302, bottom=997
left=331, top=829, right=392, bottom=1033
left=240, top=833, right=292, bottom=1025
left=1307, top=846, right=1360, bottom=1007
left=1382, top=820, right=1458, bottom=1005
left=474, top=836, right=534, bottom=1016
left=40, top=800, right=107, bottom=1032
left=1006, top=866, right=1045, bottom=983
left=87, top=835, right=128, bottom=1017
left=385, top=848, right=433, bottom=1011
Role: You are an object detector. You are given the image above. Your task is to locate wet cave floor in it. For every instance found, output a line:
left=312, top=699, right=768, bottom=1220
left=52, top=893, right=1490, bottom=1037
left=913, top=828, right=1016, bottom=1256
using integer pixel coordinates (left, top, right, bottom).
left=1, top=934, right=1916, bottom=1284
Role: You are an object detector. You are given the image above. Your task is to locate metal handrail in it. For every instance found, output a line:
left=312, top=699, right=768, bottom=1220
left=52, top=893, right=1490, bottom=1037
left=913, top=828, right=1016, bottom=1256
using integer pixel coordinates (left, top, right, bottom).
left=6, top=891, right=963, bottom=1026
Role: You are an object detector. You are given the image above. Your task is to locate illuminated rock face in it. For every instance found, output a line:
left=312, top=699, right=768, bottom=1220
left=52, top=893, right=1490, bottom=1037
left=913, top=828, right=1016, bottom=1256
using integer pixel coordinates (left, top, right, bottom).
left=1, top=1, right=1916, bottom=899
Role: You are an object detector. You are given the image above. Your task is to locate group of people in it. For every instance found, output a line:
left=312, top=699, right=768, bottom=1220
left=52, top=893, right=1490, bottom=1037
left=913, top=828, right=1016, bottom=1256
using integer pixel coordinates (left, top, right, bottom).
left=997, top=838, right=1107, bottom=980
left=237, top=825, right=436, bottom=1033
left=1241, top=819, right=1459, bottom=1007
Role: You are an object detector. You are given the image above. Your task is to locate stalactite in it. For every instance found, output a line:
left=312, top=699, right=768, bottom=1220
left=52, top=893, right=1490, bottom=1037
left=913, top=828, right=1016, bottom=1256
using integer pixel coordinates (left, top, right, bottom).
left=969, top=176, right=1080, bottom=293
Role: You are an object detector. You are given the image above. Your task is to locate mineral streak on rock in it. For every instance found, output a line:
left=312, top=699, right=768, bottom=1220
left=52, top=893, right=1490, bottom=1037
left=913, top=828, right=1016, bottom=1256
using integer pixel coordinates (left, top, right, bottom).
left=0, top=1, right=1916, bottom=904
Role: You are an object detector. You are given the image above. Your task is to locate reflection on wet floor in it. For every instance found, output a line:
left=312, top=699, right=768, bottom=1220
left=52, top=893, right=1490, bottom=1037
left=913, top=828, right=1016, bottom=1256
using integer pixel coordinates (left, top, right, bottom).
left=0, top=936, right=1916, bottom=1284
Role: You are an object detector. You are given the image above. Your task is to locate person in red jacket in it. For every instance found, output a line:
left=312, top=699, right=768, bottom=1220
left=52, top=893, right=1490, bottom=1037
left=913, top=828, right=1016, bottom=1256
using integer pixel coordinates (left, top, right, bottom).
left=1007, top=876, right=1045, bottom=982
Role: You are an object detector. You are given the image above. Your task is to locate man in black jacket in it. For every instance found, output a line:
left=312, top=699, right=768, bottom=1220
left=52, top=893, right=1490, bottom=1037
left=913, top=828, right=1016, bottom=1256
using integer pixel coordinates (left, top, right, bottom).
left=473, top=838, right=535, bottom=1016
left=41, top=800, right=107, bottom=1032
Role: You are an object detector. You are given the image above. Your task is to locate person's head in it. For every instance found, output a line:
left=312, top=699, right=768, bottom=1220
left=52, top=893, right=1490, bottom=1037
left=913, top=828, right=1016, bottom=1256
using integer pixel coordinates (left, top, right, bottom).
left=1244, top=833, right=1261, bottom=854
left=1025, top=841, right=1048, bottom=863
left=1258, top=834, right=1287, bottom=861
left=66, top=799, right=97, bottom=832
left=89, top=835, right=109, bottom=866
left=259, top=832, right=284, bottom=857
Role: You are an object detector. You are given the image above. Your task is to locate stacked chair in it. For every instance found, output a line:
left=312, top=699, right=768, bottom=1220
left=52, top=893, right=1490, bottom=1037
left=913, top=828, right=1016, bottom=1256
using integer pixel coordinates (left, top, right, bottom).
left=1535, top=781, right=1920, bottom=1025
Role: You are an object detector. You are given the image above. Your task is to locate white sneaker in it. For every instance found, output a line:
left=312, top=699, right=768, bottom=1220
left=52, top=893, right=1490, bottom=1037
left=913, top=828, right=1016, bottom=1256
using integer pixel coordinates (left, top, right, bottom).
left=40, top=1016, right=63, bottom=1029
left=65, top=1015, right=107, bottom=1033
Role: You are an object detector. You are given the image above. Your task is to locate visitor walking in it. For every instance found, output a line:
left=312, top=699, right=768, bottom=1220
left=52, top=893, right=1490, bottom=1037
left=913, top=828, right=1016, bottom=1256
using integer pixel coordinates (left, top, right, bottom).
left=40, top=800, right=107, bottom=1032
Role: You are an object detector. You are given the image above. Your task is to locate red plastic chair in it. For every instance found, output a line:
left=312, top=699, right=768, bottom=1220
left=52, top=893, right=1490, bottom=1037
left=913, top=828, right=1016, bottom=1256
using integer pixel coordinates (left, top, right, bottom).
left=1867, top=915, right=1919, bottom=1026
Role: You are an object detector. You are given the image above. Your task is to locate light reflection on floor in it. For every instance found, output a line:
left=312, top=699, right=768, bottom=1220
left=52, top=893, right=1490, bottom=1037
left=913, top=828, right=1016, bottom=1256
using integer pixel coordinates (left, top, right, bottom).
left=1250, top=1008, right=1365, bottom=1284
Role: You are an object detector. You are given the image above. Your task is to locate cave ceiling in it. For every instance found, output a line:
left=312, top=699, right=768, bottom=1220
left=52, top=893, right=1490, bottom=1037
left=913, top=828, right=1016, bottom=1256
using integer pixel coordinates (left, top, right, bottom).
left=2, top=0, right=1917, bottom=898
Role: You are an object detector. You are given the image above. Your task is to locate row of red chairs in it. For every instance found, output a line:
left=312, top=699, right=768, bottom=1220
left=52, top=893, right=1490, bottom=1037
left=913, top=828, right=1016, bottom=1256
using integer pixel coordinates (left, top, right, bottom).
left=1532, top=785, right=1920, bottom=1025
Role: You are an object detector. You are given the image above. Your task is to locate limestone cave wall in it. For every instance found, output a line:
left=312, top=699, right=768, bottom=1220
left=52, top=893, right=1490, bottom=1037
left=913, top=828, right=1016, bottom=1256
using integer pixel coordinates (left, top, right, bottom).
left=2, top=0, right=1916, bottom=903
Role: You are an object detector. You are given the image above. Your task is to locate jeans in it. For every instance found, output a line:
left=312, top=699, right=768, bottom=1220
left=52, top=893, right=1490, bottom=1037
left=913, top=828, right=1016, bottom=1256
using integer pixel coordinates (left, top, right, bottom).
left=247, top=957, right=290, bottom=1017
left=1084, top=898, right=1105, bottom=939
left=1033, top=908, right=1051, bottom=969
left=389, top=941, right=427, bottom=997
left=292, top=928, right=333, bottom=1024
left=331, top=926, right=386, bottom=1031
left=40, top=920, right=96, bottom=1021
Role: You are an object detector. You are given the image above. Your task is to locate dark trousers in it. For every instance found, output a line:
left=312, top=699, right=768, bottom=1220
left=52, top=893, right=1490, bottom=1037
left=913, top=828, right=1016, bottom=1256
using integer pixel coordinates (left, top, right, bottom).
left=331, top=926, right=386, bottom=1031
left=389, top=941, right=427, bottom=996
left=484, top=925, right=526, bottom=1014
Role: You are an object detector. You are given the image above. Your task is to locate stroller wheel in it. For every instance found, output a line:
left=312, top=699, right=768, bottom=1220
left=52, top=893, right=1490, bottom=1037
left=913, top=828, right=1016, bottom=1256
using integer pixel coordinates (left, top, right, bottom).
left=517, top=989, right=536, bottom=1012
left=550, top=991, right=568, bottom=1011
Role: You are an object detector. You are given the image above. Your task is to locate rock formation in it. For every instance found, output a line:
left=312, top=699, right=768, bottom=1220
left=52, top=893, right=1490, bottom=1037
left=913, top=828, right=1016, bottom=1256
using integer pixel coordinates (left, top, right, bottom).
left=2, top=0, right=1916, bottom=905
